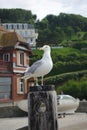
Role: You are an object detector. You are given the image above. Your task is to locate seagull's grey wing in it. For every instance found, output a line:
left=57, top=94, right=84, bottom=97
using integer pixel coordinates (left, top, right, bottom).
left=26, top=60, right=43, bottom=74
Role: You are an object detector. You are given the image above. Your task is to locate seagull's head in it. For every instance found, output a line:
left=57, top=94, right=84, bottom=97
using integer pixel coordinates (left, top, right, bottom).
left=39, top=45, right=51, bottom=52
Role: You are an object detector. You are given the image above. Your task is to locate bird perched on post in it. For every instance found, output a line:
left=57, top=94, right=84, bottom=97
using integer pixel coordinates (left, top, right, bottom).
left=21, top=45, right=53, bottom=86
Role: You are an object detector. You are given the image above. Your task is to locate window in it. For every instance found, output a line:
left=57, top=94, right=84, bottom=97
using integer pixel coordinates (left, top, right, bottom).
left=17, top=51, right=25, bottom=66
left=25, top=31, right=28, bottom=36
left=24, top=24, right=28, bottom=29
left=13, top=24, right=17, bottom=29
left=22, top=24, right=24, bottom=29
left=12, top=24, right=14, bottom=29
left=6, top=24, right=8, bottom=29
left=17, top=24, right=19, bottom=29
left=3, top=53, right=10, bottom=62
left=17, top=78, right=24, bottom=94
left=19, top=31, right=22, bottom=35
left=19, top=51, right=24, bottom=65
left=19, top=79, right=24, bottom=93
left=0, top=77, right=11, bottom=100
left=19, top=24, right=22, bottom=29
left=30, top=38, right=33, bottom=42
left=8, top=24, right=12, bottom=29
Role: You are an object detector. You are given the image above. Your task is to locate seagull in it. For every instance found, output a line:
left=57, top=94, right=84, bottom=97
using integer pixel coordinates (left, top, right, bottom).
left=22, top=45, right=53, bottom=86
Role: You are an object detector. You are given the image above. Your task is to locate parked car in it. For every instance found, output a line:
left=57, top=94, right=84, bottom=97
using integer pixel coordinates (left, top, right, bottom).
left=57, top=95, right=79, bottom=115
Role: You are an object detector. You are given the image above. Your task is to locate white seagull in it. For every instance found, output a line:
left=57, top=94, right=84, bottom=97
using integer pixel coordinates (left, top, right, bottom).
left=22, top=45, right=53, bottom=86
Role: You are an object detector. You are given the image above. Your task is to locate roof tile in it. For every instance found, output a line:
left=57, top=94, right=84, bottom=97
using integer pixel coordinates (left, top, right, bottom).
left=0, top=26, right=26, bottom=47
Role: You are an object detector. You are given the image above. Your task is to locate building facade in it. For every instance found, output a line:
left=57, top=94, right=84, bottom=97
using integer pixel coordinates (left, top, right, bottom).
left=0, top=26, right=34, bottom=103
left=2, top=23, right=38, bottom=47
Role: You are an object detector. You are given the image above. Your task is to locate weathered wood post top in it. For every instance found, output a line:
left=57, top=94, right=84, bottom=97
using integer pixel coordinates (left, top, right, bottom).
left=28, top=85, right=58, bottom=130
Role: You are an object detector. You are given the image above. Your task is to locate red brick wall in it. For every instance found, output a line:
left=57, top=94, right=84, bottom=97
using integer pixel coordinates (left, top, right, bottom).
left=12, top=74, right=27, bottom=101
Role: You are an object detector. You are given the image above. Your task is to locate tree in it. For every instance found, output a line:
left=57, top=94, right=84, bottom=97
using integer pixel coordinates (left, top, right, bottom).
left=0, top=9, right=36, bottom=24
left=83, top=32, right=87, bottom=40
left=65, top=26, right=75, bottom=40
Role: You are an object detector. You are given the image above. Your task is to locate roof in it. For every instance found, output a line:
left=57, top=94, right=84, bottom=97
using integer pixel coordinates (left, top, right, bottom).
left=0, top=25, right=33, bottom=55
left=0, top=25, right=9, bottom=33
left=0, top=30, right=26, bottom=47
left=0, top=25, right=9, bottom=43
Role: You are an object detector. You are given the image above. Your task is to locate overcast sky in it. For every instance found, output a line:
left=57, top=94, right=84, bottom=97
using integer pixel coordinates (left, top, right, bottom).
left=0, top=0, right=87, bottom=20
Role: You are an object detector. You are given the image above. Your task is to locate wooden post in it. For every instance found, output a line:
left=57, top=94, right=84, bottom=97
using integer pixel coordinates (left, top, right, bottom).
left=28, top=85, right=58, bottom=130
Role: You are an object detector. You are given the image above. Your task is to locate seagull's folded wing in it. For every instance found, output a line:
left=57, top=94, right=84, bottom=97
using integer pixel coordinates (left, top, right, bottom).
left=26, top=60, right=43, bottom=74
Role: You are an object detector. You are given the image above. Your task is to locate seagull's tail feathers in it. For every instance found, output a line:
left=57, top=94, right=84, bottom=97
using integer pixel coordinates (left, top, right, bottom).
left=25, top=67, right=30, bottom=73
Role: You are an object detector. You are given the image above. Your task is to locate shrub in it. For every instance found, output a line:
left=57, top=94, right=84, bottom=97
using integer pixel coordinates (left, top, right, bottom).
left=56, top=78, right=87, bottom=100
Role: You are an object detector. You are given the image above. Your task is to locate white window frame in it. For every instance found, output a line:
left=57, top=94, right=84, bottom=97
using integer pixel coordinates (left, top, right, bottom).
left=19, top=79, right=24, bottom=94
left=3, top=53, right=10, bottom=62
left=19, top=51, right=24, bottom=65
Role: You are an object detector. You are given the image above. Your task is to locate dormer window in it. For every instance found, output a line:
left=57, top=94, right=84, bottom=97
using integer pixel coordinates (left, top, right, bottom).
left=3, top=53, right=10, bottom=62
left=16, top=51, right=27, bottom=66
left=19, top=51, right=24, bottom=65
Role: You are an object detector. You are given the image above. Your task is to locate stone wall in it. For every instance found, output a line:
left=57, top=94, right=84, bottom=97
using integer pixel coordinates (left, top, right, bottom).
left=0, top=106, right=28, bottom=118
left=76, top=101, right=87, bottom=113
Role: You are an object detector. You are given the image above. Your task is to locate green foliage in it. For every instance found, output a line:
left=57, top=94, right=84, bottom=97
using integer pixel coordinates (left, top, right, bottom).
left=0, top=8, right=36, bottom=24
left=56, top=78, right=87, bottom=100
left=36, top=13, right=87, bottom=46
left=83, top=32, right=87, bottom=40
left=72, top=41, right=87, bottom=49
left=44, top=70, right=87, bottom=86
left=43, top=69, right=87, bottom=100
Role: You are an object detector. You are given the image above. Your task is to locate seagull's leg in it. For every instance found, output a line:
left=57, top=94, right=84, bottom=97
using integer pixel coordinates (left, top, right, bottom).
left=36, top=77, right=39, bottom=86
left=41, top=76, right=44, bottom=86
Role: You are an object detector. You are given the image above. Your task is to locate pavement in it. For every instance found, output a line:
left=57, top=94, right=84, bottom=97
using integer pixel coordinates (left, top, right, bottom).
left=59, top=113, right=87, bottom=130
left=0, top=113, right=87, bottom=130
